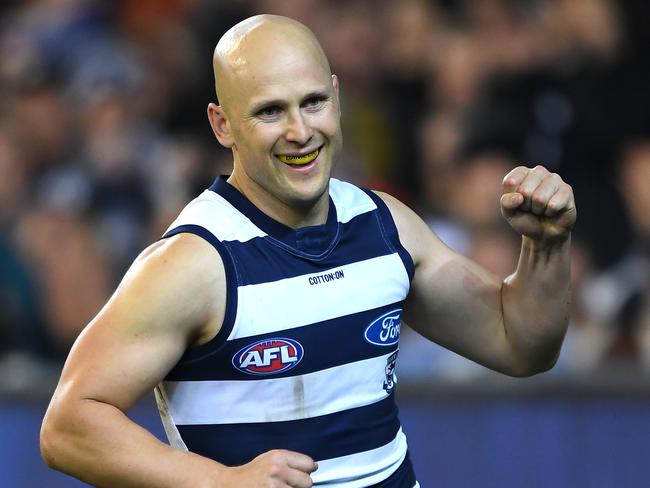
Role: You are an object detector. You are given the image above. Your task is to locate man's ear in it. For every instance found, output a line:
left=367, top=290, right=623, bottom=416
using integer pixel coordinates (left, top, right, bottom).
left=207, top=103, right=234, bottom=148
left=332, top=74, right=341, bottom=116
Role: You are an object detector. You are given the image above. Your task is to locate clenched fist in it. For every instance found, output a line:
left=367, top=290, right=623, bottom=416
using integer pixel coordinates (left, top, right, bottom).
left=500, top=165, right=576, bottom=245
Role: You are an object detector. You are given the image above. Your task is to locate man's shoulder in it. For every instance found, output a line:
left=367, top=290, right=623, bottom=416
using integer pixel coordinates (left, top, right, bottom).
left=135, top=234, right=225, bottom=277
left=329, top=178, right=379, bottom=223
left=166, top=189, right=265, bottom=243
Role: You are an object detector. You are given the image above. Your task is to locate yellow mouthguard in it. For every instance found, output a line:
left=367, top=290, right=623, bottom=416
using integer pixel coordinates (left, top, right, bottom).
left=278, top=149, right=319, bottom=165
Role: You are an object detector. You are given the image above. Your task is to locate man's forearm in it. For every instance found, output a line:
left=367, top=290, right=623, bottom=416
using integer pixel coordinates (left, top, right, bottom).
left=501, top=235, right=572, bottom=375
left=41, top=397, right=225, bottom=487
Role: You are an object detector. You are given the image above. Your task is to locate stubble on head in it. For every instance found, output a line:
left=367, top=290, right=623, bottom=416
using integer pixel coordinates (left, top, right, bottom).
left=212, top=15, right=332, bottom=117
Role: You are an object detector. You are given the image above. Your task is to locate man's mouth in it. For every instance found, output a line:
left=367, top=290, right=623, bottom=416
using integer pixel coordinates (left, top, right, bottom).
left=277, top=148, right=320, bottom=166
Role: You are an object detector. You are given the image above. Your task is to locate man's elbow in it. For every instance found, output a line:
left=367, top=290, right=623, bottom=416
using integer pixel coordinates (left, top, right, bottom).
left=40, top=414, right=64, bottom=470
left=40, top=403, right=79, bottom=473
left=506, top=351, right=560, bottom=378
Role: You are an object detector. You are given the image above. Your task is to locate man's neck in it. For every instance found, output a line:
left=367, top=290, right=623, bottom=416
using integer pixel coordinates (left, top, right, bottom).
left=226, top=174, right=330, bottom=229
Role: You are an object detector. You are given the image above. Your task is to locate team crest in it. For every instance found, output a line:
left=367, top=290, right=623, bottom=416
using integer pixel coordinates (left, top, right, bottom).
left=383, top=350, right=398, bottom=394
left=232, top=338, right=303, bottom=376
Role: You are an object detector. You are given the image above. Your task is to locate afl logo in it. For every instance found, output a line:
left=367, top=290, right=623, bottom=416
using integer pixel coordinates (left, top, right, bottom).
left=364, top=309, right=401, bottom=346
left=232, top=338, right=304, bottom=376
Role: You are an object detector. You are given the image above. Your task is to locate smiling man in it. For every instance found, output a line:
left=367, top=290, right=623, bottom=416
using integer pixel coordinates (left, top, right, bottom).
left=208, top=16, right=342, bottom=227
left=41, top=14, right=576, bottom=488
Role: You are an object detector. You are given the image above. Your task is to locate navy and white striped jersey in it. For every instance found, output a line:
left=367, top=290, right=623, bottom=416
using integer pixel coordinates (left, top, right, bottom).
left=155, top=176, right=418, bottom=487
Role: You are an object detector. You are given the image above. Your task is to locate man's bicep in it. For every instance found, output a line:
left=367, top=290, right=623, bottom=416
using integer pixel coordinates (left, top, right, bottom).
left=375, top=191, right=512, bottom=369
left=55, top=235, right=225, bottom=412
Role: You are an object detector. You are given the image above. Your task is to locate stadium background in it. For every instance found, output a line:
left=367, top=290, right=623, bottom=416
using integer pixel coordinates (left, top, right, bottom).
left=1, top=0, right=649, bottom=486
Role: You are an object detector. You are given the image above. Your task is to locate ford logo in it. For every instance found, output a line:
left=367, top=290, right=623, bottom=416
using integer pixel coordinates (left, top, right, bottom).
left=232, top=338, right=303, bottom=375
left=364, top=309, right=401, bottom=346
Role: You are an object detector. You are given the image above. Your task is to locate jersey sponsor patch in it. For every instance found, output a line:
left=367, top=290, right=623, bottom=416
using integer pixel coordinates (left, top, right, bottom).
left=364, top=309, right=401, bottom=346
left=232, top=338, right=304, bottom=375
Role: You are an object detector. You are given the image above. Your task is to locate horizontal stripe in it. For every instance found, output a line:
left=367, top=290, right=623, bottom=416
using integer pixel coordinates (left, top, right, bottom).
left=164, top=353, right=395, bottom=425
left=368, top=452, right=416, bottom=488
left=369, top=453, right=416, bottom=488
left=220, top=210, right=398, bottom=286
left=155, top=390, right=415, bottom=487
left=329, top=178, right=377, bottom=224
left=312, top=429, right=407, bottom=487
left=230, top=253, right=410, bottom=340
left=167, top=190, right=266, bottom=243
left=167, top=302, right=401, bottom=379
left=177, top=395, right=400, bottom=466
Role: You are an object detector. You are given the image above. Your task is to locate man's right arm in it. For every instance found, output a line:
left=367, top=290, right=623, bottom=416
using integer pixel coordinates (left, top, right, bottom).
left=40, top=234, right=317, bottom=487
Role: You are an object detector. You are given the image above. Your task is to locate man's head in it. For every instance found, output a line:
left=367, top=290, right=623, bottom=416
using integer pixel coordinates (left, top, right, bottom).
left=207, top=15, right=342, bottom=222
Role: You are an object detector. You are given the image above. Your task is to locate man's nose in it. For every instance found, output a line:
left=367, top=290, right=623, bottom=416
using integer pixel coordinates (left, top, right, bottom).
left=284, top=110, right=313, bottom=145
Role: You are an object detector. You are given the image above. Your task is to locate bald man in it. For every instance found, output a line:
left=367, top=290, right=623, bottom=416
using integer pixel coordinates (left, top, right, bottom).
left=41, top=14, right=576, bottom=488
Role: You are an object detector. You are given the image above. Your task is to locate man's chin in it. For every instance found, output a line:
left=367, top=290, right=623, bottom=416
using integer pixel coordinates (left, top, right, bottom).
left=281, top=176, right=331, bottom=209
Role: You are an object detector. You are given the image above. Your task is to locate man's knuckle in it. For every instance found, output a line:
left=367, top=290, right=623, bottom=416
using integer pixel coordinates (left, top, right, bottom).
left=546, top=201, right=559, bottom=212
left=267, top=449, right=283, bottom=460
left=266, top=462, right=284, bottom=478
left=532, top=194, right=546, bottom=205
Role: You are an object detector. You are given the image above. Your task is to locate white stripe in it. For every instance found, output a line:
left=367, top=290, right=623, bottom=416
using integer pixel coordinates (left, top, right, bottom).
left=167, top=190, right=266, bottom=242
left=163, top=353, right=394, bottom=425
left=154, top=384, right=188, bottom=451
left=230, top=253, right=409, bottom=340
left=312, top=429, right=407, bottom=487
left=329, top=178, right=377, bottom=224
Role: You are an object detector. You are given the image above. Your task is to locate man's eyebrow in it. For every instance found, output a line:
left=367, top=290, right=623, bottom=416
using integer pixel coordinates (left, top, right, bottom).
left=301, top=90, right=330, bottom=101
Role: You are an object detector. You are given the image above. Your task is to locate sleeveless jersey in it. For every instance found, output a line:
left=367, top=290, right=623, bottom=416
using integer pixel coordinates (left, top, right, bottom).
left=155, top=176, right=417, bottom=487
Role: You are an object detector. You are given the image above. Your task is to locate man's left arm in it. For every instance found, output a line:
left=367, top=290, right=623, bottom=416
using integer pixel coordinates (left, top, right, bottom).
left=377, top=165, right=576, bottom=377
left=498, top=165, right=575, bottom=374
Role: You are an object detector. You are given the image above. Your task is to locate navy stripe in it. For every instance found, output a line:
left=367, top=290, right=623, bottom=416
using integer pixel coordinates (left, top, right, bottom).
left=166, top=302, right=403, bottom=380
left=370, top=452, right=417, bottom=488
left=161, top=225, right=238, bottom=358
left=362, top=190, right=415, bottom=283
left=177, top=396, right=400, bottom=466
left=222, top=210, right=397, bottom=286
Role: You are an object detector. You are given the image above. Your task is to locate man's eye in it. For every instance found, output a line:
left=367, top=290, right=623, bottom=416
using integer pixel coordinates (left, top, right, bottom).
left=259, top=106, right=281, bottom=118
left=304, top=97, right=325, bottom=109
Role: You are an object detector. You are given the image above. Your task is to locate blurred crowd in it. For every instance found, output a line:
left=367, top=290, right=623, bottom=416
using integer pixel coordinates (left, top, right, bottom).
left=1, top=0, right=649, bottom=386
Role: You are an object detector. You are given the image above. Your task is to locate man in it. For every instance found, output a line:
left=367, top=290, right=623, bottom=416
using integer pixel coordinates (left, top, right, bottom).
left=40, top=14, right=576, bottom=488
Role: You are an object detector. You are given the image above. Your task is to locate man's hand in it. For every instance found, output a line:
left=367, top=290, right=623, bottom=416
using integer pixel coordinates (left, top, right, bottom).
left=219, top=449, right=318, bottom=487
left=500, top=165, right=576, bottom=246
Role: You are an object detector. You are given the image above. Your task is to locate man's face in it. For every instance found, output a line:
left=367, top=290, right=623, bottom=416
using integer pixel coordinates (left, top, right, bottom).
left=216, top=42, right=342, bottom=215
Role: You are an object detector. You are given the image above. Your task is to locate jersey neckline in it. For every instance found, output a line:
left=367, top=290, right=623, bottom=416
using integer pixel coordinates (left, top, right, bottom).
left=209, top=175, right=340, bottom=257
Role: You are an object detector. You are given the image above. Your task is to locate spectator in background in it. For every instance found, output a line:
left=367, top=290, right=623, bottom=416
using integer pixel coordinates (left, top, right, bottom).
left=0, top=128, right=50, bottom=359
left=0, top=0, right=647, bottom=382
left=584, top=140, right=650, bottom=369
left=556, top=238, right=614, bottom=374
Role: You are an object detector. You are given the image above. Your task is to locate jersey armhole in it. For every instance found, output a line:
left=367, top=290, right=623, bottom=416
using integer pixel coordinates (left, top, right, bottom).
left=361, top=189, right=416, bottom=283
left=161, top=224, right=238, bottom=363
